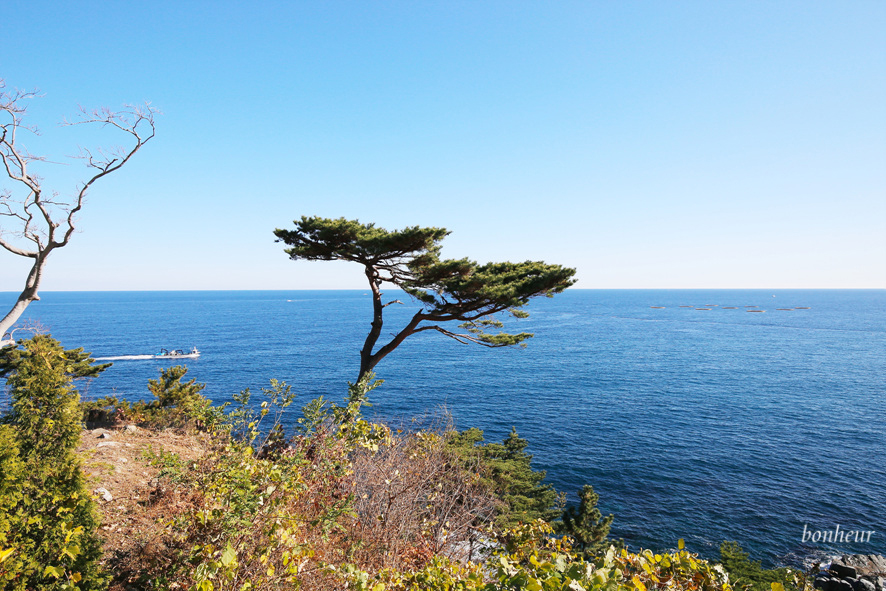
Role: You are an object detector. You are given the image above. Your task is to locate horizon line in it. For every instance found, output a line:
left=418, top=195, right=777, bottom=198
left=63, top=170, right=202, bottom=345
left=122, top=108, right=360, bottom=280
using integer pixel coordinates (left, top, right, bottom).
left=2, top=287, right=884, bottom=294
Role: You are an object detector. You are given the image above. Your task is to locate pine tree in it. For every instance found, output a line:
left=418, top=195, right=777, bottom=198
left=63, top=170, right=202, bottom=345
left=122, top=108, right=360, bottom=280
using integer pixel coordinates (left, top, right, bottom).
left=275, top=217, right=576, bottom=382
left=448, top=427, right=560, bottom=529
left=0, top=335, right=109, bottom=589
left=147, top=364, right=206, bottom=409
left=558, top=484, right=615, bottom=557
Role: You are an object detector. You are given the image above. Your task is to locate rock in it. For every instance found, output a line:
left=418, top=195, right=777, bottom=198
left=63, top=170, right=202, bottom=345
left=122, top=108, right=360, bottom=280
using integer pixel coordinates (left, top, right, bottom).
left=93, top=429, right=113, bottom=439
left=833, top=556, right=886, bottom=579
left=125, top=424, right=138, bottom=433
left=96, top=441, right=121, bottom=448
left=821, top=556, right=886, bottom=591
left=94, top=487, right=113, bottom=502
left=834, top=564, right=860, bottom=579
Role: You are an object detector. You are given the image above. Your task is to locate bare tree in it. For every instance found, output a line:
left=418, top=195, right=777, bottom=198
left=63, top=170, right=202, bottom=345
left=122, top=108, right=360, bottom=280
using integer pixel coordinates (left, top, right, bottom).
left=0, top=80, right=157, bottom=339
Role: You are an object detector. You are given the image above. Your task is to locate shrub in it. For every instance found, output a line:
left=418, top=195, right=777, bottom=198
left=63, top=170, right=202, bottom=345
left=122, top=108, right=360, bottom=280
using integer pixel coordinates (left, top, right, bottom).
left=148, top=365, right=206, bottom=409
left=124, top=378, right=392, bottom=591
left=718, top=541, right=809, bottom=591
left=80, top=365, right=219, bottom=431
left=344, top=521, right=736, bottom=591
left=347, top=427, right=498, bottom=570
left=0, top=335, right=109, bottom=590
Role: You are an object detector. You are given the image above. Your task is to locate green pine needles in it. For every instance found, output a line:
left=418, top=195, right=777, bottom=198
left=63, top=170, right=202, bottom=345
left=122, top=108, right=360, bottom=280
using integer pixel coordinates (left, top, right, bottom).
left=275, top=216, right=576, bottom=382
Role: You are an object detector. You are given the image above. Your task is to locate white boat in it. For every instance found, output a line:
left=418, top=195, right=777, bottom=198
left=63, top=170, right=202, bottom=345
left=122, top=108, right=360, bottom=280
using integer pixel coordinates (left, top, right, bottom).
left=156, top=347, right=201, bottom=359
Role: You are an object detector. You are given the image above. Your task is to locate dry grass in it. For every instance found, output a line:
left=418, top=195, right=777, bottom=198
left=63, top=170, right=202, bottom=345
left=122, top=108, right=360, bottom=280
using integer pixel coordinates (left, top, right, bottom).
left=77, top=418, right=498, bottom=590
left=347, top=430, right=497, bottom=571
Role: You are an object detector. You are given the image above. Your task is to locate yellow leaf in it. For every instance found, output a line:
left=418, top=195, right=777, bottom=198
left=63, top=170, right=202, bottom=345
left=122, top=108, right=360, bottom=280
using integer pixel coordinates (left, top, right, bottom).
left=72, top=572, right=82, bottom=582
left=0, top=547, right=14, bottom=563
left=772, top=583, right=785, bottom=591
left=678, top=538, right=685, bottom=550
left=633, top=575, right=647, bottom=591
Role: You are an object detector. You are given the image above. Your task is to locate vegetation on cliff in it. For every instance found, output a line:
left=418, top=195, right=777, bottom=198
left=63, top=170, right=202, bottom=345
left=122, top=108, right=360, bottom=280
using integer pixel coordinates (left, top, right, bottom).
left=1, top=336, right=815, bottom=591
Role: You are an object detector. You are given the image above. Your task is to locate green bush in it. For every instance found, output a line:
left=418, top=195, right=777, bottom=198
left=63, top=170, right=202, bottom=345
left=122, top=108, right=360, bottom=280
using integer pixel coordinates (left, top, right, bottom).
left=0, top=335, right=109, bottom=590
left=80, top=365, right=219, bottom=430
left=148, top=364, right=206, bottom=409
left=718, top=541, right=807, bottom=591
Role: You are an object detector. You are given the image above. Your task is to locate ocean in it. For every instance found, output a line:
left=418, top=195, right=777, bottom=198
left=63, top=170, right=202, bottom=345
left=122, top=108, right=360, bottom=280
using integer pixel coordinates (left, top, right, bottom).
left=2, top=289, right=884, bottom=566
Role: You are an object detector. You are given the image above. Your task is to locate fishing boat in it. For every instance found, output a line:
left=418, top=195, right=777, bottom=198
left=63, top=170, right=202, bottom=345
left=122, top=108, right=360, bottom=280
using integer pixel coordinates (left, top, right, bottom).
left=157, top=347, right=200, bottom=359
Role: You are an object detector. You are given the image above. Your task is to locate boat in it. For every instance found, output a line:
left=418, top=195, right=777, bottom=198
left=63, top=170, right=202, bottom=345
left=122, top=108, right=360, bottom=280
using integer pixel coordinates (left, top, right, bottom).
left=650, top=306, right=665, bottom=309
left=156, top=347, right=200, bottom=359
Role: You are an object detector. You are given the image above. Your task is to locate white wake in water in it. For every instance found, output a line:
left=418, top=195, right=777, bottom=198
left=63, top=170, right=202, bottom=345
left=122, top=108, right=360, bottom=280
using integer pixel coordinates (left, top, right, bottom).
left=92, top=355, right=155, bottom=361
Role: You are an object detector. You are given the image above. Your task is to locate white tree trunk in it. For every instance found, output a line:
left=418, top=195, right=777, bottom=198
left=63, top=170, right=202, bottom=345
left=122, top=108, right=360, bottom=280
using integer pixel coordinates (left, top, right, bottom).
left=0, top=257, right=44, bottom=340
left=0, top=297, right=36, bottom=341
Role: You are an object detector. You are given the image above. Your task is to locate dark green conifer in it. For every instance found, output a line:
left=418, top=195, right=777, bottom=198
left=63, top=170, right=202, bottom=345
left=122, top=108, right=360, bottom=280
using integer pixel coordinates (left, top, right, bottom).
left=558, top=484, right=615, bottom=557
left=718, top=541, right=800, bottom=591
left=148, top=364, right=206, bottom=409
left=448, top=427, right=560, bottom=529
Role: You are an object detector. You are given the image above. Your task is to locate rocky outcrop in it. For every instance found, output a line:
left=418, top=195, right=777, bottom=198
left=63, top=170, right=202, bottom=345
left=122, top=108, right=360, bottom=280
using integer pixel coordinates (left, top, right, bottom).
left=815, top=555, right=886, bottom=591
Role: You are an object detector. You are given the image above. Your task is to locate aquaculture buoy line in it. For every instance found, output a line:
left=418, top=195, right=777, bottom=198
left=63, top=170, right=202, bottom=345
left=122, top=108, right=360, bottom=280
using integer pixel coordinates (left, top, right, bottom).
left=649, top=305, right=812, bottom=312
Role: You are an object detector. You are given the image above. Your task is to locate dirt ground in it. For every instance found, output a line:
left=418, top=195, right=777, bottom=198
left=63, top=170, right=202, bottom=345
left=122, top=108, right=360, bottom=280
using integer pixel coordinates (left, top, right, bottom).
left=76, top=425, right=208, bottom=579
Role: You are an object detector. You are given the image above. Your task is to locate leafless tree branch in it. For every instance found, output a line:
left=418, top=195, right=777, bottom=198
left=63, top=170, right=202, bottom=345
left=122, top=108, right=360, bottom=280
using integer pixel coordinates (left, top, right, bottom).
left=0, top=79, right=157, bottom=336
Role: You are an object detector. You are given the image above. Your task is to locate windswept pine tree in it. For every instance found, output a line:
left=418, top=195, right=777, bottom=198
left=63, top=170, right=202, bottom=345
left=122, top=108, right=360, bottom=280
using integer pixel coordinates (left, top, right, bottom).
left=274, top=216, right=576, bottom=382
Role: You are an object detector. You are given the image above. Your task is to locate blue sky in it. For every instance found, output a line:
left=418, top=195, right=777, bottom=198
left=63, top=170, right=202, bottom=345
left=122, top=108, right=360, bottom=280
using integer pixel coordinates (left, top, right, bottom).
left=1, top=1, right=884, bottom=290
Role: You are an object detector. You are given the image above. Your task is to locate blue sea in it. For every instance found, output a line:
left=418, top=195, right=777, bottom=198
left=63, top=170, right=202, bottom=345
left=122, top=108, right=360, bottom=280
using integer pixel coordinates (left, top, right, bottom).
left=2, top=289, right=884, bottom=566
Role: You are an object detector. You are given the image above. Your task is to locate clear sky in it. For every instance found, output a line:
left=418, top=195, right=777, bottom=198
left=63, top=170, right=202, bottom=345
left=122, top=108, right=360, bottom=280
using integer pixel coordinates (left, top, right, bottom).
left=1, top=1, right=884, bottom=290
